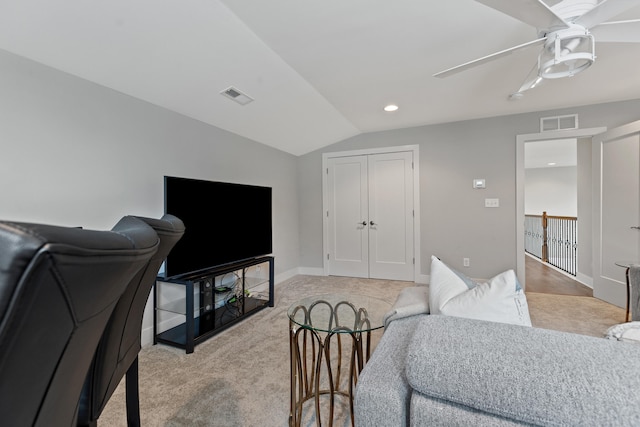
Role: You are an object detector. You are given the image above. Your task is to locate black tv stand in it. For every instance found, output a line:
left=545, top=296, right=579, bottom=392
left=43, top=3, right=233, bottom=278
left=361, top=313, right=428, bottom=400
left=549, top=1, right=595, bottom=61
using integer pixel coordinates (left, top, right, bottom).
left=154, top=256, right=274, bottom=353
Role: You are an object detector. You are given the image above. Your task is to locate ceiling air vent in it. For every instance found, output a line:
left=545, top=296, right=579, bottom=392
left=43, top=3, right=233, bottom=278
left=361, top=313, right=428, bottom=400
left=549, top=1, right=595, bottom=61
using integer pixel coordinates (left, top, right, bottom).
left=540, top=114, right=578, bottom=132
left=220, top=86, right=254, bottom=106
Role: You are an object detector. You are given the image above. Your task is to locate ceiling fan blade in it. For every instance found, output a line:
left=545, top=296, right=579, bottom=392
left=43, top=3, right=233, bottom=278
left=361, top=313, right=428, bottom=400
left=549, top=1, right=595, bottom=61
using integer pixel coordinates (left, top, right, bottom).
left=591, top=19, right=640, bottom=42
left=433, top=37, right=546, bottom=78
left=510, top=63, right=544, bottom=98
left=475, top=0, right=568, bottom=30
left=576, top=0, right=640, bottom=29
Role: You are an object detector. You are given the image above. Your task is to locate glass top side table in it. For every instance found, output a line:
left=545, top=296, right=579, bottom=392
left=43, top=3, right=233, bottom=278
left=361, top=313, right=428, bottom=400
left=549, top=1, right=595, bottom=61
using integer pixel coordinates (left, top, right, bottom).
left=287, top=293, right=391, bottom=427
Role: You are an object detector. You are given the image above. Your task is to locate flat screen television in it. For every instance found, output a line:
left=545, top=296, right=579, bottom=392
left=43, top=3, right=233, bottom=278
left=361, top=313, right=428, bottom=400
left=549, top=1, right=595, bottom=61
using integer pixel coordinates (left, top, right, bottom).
left=163, top=176, right=272, bottom=278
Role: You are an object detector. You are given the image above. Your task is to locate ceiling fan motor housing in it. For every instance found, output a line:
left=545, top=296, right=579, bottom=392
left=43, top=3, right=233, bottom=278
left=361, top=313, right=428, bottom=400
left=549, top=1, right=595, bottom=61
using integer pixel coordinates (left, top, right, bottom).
left=539, top=24, right=595, bottom=78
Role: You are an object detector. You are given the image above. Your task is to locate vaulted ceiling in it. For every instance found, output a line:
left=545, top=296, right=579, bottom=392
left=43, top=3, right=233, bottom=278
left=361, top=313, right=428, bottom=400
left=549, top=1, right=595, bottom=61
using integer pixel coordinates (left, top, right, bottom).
left=1, top=0, right=639, bottom=155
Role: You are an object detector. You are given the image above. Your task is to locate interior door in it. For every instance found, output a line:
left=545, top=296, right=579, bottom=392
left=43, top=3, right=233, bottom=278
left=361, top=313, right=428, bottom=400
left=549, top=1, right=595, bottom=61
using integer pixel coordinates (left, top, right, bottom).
left=368, top=152, right=414, bottom=280
left=326, top=156, right=369, bottom=278
left=326, top=151, right=414, bottom=280
left=593, top=120, right=640, bottom=306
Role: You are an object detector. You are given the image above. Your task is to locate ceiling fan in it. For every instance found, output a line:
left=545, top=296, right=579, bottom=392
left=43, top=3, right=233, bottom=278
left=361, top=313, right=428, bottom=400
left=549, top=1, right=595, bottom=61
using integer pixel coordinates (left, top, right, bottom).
left=433, top=0, right=640, bottom=98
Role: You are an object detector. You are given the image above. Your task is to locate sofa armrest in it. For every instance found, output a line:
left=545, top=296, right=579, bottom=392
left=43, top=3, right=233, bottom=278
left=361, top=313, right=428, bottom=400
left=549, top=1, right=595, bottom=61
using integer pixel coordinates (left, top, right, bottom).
left=383, top=286, right=429, bottom=328
left=355, top=316, right=422, bottom=427
left=406, top=315, right=640, bottom=426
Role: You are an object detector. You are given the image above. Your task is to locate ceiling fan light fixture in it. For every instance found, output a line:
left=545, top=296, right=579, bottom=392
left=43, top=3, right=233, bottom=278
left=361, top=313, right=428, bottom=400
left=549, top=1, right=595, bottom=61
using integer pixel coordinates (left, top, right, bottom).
left=433, top=0, right=639, bottom=96
left=538, top=27, right=595, bottom=79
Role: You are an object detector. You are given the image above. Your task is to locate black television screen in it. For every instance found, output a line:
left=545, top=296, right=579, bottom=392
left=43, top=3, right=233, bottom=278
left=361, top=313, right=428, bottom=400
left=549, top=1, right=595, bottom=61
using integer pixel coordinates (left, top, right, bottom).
left=163, top=176, right=272, bottom=278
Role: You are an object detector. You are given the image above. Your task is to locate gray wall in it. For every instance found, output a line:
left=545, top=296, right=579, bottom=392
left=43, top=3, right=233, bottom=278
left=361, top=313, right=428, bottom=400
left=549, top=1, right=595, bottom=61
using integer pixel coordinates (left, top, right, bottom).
left=577, top=138, right=593, bottom=280
left=0, top=49, right=300, bottom=277
left=298, top=99, right=640, bottom=280
left=3, top=46, right=640, bottom=285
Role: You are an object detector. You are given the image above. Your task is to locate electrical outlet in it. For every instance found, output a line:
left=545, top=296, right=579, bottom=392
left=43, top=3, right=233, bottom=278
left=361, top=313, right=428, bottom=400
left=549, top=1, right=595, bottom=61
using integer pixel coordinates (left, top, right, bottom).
left=463, top=258, right=470, bottom=267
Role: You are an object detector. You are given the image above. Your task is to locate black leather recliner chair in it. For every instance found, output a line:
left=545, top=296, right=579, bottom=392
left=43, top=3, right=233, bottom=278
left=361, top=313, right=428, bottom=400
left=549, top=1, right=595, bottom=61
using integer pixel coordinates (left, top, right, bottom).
left=0, top=216, right=159, bottom=427
left=78, top=214, right=185, bottom=427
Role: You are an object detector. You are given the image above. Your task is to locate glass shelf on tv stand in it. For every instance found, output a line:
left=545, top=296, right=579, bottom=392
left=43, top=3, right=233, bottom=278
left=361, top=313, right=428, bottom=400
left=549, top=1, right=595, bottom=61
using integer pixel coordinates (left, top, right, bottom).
left=155, top=279, right=241, bottom=316
left=156, top=297, right=189, bottom=316
left=154, top=256, right=274, bottom=353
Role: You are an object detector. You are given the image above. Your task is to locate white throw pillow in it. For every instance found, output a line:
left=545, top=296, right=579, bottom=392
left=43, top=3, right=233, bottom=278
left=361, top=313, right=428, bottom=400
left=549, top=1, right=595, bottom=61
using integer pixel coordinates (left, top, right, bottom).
left=605, top=321, right=640, bottom=343
left=429, top=255, right=476, bottom=315
left=429, top=256, right=531, bottom=327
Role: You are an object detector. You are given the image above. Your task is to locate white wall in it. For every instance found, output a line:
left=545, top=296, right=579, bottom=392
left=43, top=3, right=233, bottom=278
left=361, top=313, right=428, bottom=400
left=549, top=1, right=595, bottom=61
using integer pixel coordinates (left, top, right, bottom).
left=0, top=49, right=300, bottom=344
left=525, top=166, right=577, bottom=217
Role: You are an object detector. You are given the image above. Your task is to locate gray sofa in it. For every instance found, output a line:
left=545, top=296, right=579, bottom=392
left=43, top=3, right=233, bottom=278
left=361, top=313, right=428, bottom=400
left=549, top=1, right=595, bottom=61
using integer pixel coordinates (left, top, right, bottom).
left=355, top=308, right=640, bottom=426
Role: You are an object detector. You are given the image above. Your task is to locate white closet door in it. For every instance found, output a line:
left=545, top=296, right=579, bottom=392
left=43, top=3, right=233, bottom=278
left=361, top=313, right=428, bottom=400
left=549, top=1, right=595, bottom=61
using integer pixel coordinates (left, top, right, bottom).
left=326, top=156, right=369, bottom=278
left=326, top=151, right=414, bottom=281
left=368, top=152, right=414, bottom=280
left=593, top=120, right=640, bottom=306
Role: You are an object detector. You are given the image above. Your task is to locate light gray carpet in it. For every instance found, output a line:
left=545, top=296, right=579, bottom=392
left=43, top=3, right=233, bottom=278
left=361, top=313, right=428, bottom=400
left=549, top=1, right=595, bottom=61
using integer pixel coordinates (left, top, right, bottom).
left=98, top=275, right=625, bottom=426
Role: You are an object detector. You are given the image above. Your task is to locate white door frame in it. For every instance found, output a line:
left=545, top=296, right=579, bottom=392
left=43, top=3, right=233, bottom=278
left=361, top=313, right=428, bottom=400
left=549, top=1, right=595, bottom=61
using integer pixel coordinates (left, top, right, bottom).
left=516, top=127, right=606, bottom=287
left=322, top=145, right=421, bottom=282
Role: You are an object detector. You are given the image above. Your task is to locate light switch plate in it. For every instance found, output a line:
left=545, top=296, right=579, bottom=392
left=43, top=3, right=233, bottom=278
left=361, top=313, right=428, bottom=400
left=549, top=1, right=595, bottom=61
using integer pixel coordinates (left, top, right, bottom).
left=485, top=198, right=499, bottom=208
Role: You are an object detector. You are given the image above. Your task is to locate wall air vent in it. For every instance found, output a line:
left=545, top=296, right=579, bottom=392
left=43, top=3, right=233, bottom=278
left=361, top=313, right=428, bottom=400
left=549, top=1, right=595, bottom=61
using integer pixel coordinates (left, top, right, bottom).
left=540, top=114, right=578, bottom=132
left=220, top=86, right=254, bottom=106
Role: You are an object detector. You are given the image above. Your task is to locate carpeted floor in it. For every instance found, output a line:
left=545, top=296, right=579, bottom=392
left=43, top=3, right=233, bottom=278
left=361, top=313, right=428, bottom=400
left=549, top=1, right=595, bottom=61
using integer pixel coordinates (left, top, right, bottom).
left=98, top=275, right=626, bottom=426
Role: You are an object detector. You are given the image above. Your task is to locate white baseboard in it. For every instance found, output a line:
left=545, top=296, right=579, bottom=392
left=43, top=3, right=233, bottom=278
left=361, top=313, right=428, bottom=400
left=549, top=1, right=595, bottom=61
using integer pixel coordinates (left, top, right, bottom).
left=287, top=266, right=427, bottom=283
left=275, top=267, right=302, bottom=283
left=575, top=272, right=593, bottom=288
left=296, top=266, right=324, bottom=276
left=141, top=326, right=155, bottom=348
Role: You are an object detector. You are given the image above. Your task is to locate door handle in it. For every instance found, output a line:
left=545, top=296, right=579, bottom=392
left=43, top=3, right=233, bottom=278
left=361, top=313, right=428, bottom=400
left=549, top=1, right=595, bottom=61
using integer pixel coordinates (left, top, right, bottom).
left=359, top=221, right=367, bottom=226
left=632, top=226, right=640, bottom=230
left=370, top=221, right=377, bottom=226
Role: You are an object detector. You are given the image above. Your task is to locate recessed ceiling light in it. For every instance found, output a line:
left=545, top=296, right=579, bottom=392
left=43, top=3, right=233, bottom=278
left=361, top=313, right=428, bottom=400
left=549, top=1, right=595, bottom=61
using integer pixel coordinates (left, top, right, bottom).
left=547, top=162, right=557, bottom=166
left=384, top=104, right=399, bottom=112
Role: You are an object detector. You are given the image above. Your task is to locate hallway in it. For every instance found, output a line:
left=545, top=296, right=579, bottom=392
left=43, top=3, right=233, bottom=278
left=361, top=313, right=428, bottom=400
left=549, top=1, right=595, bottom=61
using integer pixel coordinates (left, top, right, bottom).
left=525, top=255, right=592, bottom=297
